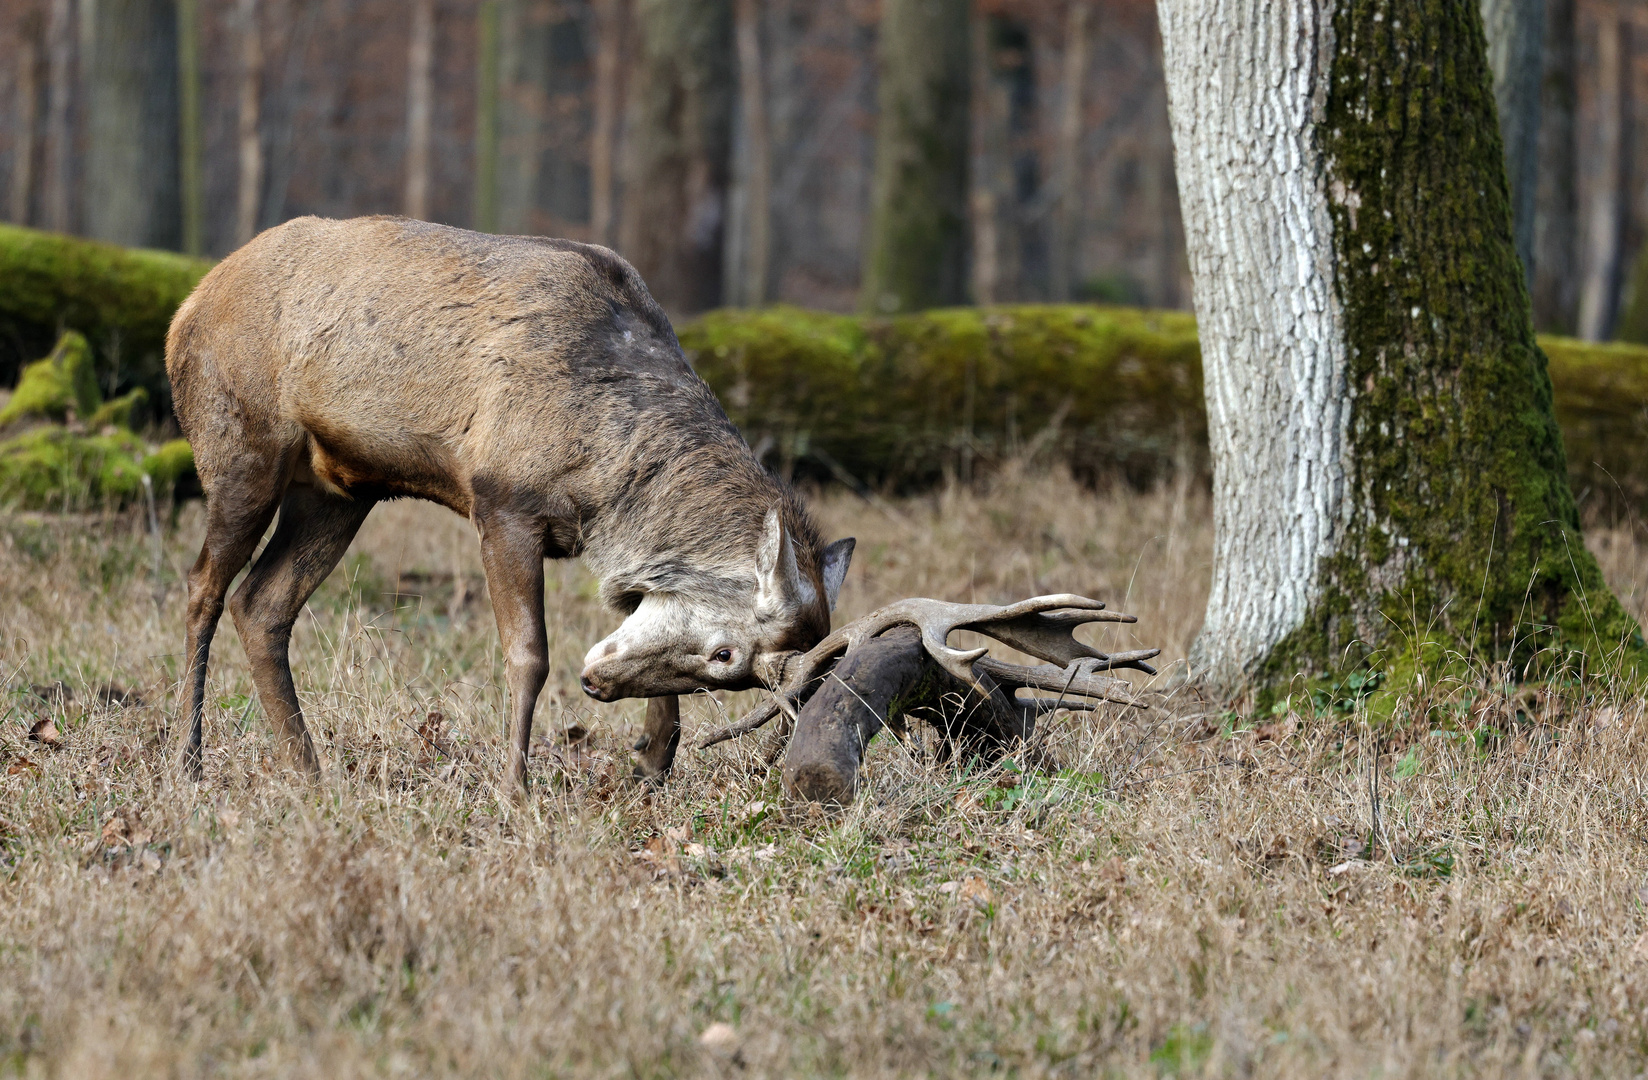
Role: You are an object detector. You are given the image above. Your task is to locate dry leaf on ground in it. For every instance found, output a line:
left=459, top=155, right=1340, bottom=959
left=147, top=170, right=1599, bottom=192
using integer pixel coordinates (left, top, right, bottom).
left=27, top=719, right=62, bottom=749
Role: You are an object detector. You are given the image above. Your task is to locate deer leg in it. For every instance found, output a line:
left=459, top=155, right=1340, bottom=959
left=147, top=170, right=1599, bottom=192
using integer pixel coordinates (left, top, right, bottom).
left=631, top=695, right=681, bottom=782
left=179, top=468, right=285, bottom=781
left=228, top=486, right=376, bottom=778
left=477, top=516, right=548, bottom=794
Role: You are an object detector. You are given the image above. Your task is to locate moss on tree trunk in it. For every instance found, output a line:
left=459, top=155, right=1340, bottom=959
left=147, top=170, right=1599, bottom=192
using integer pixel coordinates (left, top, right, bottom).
left=1261, top=0, right=1640, bottom=691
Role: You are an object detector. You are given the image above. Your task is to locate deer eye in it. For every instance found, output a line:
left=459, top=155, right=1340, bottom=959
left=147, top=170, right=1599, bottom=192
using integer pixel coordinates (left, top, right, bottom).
left=711, top=648, right=734, bottom=664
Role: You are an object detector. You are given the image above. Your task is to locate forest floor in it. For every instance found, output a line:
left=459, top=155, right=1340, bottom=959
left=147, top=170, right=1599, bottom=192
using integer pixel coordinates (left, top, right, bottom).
left=3, top=469, right=1648, bottom=1077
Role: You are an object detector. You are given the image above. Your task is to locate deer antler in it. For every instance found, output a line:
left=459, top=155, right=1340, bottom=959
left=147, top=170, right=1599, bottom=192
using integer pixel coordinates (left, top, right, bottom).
left=696, top=594, right=1160, bottom=749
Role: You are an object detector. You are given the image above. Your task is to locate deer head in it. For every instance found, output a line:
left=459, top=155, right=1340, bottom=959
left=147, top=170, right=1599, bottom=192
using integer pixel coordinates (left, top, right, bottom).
left=579, top=510, right=855, bottom=701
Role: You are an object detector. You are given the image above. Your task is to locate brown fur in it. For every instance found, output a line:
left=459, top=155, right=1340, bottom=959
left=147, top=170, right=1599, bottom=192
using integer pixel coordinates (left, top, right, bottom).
left=167, top=215, right=841, bottom=788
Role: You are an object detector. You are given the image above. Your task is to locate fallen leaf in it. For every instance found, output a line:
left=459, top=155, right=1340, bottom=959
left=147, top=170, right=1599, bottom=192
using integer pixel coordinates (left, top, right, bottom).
left=102, top=809, right=152, bottom=848
left=1328, top=860, right=1362, bottom=877
left=101, top=813, right=130, bottom=847
left=7, top=756, right=40, bottom=776
left=683, top=842, right=710, bottom=858
left=936, top=880, right=959, bottom=894
left=219, top=810, right=242, bottom=830
left=28, top=718, right=62, bottom=749
left=666, top=823, right=692, bottom=844
left=562, top=723, right=589, bottom=743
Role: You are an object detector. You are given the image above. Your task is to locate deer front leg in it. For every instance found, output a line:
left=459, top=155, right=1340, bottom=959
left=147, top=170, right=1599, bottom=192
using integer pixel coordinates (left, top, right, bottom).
left=631, top=695, right=680, bottom=782
left=477, top=515, right=548, bottom=794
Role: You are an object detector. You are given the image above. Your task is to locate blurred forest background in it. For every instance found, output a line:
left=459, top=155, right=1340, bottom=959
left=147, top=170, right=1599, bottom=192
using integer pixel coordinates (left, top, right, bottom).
left=0, top=0, right=1641, bottom=331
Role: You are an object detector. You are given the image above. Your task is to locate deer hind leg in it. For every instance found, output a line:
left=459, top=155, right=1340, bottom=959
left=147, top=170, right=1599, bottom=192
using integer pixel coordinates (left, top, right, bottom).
left=229, top=485, right=376, bottom=777
left=180, top=461, right=287, bottom=781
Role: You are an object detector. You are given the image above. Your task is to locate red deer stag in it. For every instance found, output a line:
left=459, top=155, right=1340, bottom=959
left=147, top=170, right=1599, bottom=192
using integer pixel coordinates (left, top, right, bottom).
left=166, top=216, right=853, bottom=789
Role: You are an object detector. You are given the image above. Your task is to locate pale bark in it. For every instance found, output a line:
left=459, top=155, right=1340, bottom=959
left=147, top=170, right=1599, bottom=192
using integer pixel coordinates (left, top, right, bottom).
left=235, top=0, right=263, bottom=248
left=1576, top=15, right=1627, bottom=343
left=1161, top=0, right=1633, bottom=693
left=10, top=34, right=39, bottom=225
left=968, top=12, right=999, bottom=305
left=1160, top=0, right=1348, bottom=691
left=44, top=0, right=74, bottom=233
left=404, top=0, right=435, bottom=221
left=1479, top=0, right=1544, bottom=285
left=1049, top=0, right=1090, bottom=302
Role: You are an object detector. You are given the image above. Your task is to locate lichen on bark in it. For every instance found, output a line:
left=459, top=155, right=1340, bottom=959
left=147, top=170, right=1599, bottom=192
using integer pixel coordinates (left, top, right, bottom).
left=1262, top=0, right=1641, bottom=691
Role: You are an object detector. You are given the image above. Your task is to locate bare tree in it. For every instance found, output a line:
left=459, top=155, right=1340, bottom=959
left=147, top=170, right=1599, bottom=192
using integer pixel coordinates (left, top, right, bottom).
left=1576, top=14, right=1629, bottom=343
left=589, top=0, right=624, bottom=245
left=1160, top=0, right=1634, bottom=694
left=725, top=0, right=772, bottom=306
left=84, top=0, right=183, bottom=251
left=9, top=21, right=40, bottom=225
left=1049, top=0, right=1090, bottom=301
left=43, top=0, right=74, bottom=234
left=404, top=0, right=435, bottom=221
left=177, top=0, right=205, bottom=254
left=235, top=0, right=263, bottom=247
left=619, top=0, right=734, bottom=313
left=860, top=0, right=970, bottom=314
left=1532, top=0, right=1577, bottom=333
left=1480, top=0, right=1544, bottom=285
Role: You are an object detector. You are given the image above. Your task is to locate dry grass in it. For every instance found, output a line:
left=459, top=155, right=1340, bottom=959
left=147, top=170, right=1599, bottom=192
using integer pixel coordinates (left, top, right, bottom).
left=3, top=471, right=1648, bottom=1077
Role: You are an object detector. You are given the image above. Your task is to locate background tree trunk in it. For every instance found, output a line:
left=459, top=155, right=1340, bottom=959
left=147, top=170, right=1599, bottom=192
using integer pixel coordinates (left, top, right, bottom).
left=1049, top=0, right=1090, bottom=302
left=234, top=0, right=262, bottom=247
left=43, top=0, right=75, bottom=234
left=1161, top=0, right=1636, bottom=697
left=1576, top=14, right=1629, bottom=343
left=83, top=0, right=183, bottom=251
left=724, top=0, right=771, bottom=307
left=859, top=0, right=970, bottom=314
left=176, top=0, right=204, bottom=254
left=474, top=0, right=500, bottom=233
left=404, top=0, right=435, bottom=221
left=10, top=26, right=40, bottom=226
left=588, top=0, right=624, bottom=246
left=1479, top=0, right=1544, bottom=288
left=619, top=0, right=733, bottom=314
left=1532, top=0, right=1577, bottom=334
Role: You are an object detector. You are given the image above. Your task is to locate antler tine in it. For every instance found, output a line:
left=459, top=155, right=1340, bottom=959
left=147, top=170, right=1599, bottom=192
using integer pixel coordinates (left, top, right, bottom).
left=974, top=656, right=1149, bottom=705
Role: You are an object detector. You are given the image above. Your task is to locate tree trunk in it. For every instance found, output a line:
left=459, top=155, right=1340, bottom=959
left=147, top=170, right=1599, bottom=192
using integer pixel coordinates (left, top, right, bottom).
left=1576, top=15, right=1628, bottom=343
left=1160, top=0, right=1637, bottom=698
left=404, top=0, right=435, bottom=221
left=83, top=0, right=183, bottom=251
left=725, top=0, right=771, bottom=307
left=619, top=0, right=734, bottom=314
left=176, top=0, right=204, bottom=255
left=1049, top=0, right=1090, bottom=302
left=234, top=0, right=262, bottom=248
left=10, top=29, right=39, bottom=226
left=589, top=0, right=624, bottom=246
left=859, top=0, right=970, bottom=314
left=474, top=0, right=500, bottom=232
left=1479, top=0, right=1543, bottom=287
left=1531, top=0, right=1576, bottom=333
left=44, top=0, right=74, bottom=234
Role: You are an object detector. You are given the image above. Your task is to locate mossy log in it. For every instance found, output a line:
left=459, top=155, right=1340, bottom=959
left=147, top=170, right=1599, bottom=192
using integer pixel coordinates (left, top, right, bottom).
left=0, top=224, right=212, bottom=405
left=0, top=427, right=194, bottom=510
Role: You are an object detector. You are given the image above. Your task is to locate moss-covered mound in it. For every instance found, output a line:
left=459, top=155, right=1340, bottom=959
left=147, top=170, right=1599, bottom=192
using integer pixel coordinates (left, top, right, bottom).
left=1543, top=336, right=1648, bottom=516
left=0, top=428, right=194, bottom=510
left=680, top=307, right=1648, bottom=517
left=0, top=331, right=100, bottom=426
left=680, top=304, right=1204, bottom=490
left=0, top=224, right=212, bottom=409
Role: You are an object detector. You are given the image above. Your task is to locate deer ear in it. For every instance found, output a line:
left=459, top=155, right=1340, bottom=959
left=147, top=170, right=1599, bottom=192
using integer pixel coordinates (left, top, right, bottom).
left=820, top=537, right=854, bottom=611
left=756, top=509, right=808, bottom=611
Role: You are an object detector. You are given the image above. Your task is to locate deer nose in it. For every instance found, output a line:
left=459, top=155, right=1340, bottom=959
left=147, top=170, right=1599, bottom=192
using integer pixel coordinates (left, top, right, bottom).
left=579, top=671, right=612, bottom=701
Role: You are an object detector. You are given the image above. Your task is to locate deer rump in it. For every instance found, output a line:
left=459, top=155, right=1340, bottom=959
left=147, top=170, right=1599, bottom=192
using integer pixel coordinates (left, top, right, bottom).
left=166, top=215, right=852, bottom=789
